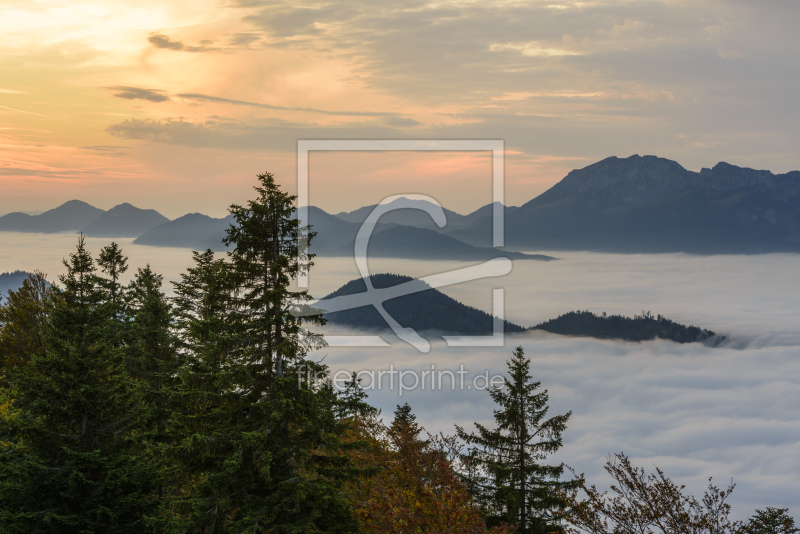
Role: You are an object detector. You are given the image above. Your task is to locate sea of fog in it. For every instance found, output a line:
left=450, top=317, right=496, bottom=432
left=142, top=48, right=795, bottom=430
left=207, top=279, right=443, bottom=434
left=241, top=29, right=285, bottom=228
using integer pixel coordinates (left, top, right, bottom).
left=2, top=230, right=799, bottom=518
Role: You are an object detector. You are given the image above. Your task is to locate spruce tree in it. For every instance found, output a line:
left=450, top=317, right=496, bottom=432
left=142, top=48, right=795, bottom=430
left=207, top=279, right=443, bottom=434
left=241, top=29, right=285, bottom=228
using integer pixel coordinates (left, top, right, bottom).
left=222, top=171, right=323, bottom=379
left=125, top=264, right=178, bottom=507
left=0, top=236, right=155, bottom=533
left=97, top=242, right=129, bottom=318
left=456, top=346, right=574, bottom=534
left=161, top=173, right=358, bottom=533
left=336, top=372, right=379, bottom=419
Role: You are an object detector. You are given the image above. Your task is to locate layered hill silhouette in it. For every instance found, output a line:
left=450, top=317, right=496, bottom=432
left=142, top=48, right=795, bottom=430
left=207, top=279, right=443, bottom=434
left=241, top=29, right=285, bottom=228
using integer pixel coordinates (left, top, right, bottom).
left=82, top=203, right=170, bottom=238
left=334, top=225, right=554, bottom=261
left=318, top=273, right=525, bottom=335
left=134, top=213, right=234, bottom=251
left=0, top=200, right=104, bottom=233
left=4, top=155, right=800, bottom=254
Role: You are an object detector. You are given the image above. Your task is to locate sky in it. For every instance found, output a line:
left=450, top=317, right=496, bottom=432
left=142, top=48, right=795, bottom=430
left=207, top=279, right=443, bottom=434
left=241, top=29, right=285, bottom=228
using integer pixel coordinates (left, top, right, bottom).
left=2, top=0, right=800, bottom=217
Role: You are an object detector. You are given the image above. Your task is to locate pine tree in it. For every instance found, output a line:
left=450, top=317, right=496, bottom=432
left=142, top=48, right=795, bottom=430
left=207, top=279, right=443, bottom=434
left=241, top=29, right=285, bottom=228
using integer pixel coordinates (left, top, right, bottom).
left=456, top=346, right=575, bottom=534
left=0, top=236, right=156, bottom=533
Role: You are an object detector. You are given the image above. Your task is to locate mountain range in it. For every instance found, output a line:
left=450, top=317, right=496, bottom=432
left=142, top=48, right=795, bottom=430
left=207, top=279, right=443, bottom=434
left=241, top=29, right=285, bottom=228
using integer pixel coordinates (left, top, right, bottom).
left=3, top=155, right=800, bottom=255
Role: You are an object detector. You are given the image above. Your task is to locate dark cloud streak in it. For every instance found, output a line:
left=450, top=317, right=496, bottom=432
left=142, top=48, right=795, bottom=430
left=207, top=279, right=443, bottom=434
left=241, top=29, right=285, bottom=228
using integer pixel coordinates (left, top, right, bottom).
left=147, top=33, right=219, bottom=53
left=109, top=86, right=170, bottom=103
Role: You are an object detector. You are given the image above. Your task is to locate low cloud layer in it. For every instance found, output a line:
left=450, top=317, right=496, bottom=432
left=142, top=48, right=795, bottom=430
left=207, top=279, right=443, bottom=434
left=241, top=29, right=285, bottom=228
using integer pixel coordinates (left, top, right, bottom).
left=3, top=234, right=797, bottom=519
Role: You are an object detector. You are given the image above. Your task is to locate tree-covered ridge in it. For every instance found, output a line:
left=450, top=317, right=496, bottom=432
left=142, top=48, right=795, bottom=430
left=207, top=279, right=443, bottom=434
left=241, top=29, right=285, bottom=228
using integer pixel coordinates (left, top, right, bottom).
left=533, top=310, right=721, bottom=344
left=320, top=273, right=525, bottom=334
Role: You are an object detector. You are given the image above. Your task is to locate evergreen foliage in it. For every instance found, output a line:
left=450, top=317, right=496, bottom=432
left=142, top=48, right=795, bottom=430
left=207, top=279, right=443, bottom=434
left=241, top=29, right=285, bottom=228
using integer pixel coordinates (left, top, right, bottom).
left=743, top=508, right=798, bottom=534
left=457, top=346, right=576, bottom=534
left=0, top=173, right=793, bottom=533
left=0, top=236, right=156, bottom=533
left=534, top=310, right=720, bottom=344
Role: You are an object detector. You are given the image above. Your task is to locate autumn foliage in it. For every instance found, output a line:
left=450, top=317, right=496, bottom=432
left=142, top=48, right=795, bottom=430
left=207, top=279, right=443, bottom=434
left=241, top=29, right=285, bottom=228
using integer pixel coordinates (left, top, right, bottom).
left=344, top=403, right=515, bottom=534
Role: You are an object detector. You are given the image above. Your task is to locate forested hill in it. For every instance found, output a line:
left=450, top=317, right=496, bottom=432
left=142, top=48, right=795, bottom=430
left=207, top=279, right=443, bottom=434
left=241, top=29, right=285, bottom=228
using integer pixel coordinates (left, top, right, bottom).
left=0, top=271, right=32, bottom=296
left=532, top=310, right=722, bottom=344
left=319, top=273, right=525, bottom=334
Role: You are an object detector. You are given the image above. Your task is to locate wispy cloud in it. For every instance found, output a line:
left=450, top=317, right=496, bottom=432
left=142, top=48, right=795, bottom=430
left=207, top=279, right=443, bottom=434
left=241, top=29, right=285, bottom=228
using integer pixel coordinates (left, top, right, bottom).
left=108, top=86, right=170, bottom=103
left=176, top=92, right=402, bottom=118
left=147, top=33, right=219, bottom=53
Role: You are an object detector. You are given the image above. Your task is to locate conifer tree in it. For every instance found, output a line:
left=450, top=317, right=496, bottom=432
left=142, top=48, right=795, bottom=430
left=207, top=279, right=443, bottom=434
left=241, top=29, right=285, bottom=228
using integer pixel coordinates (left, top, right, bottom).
left=223, top=171, right=323, bottom=379
left=336, top=372, right=379, bottom=419
left=97, top=241, right=129, bottom=318
left=0, top=236, right=155, bottom=533
left=744, top=508, right=798, bottom=534
left=125, top=265, right=177, bottom=450
left=161, top=173, right=358, bottom=533
left=457, top=346, right=575, bottom=534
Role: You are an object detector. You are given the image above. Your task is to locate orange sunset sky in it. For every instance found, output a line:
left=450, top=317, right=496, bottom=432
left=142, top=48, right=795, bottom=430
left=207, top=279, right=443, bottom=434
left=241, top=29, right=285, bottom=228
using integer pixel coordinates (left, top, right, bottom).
left=1, top=0, right=799, bottom=218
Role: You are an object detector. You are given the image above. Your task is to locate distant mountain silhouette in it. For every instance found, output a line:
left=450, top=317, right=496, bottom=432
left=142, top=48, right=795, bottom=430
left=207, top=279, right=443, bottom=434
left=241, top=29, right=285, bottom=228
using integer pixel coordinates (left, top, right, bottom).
left=468, top=155, right=800, bottom=253
left=334, top=198, right=467, bottom=229
left=331, top=225, right=554, bottom=261
left=318, top=273, right=524, bottom=335
left=8, top=154, right=799, bottom=254
left=299, top=206, right=363, bottom=255
left=134, top=213, right=233, bottom=251
left=81, top=203, right=170, bottom=238
left=0, top=200, right=103, bottom=233
left=532, top=310, right=723, bottom=344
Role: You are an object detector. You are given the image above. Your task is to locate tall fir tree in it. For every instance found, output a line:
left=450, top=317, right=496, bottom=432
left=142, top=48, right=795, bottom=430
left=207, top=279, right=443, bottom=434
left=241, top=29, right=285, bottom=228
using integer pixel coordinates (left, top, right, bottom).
left=0, top=236, right=156, bottom=533
left=160, top=173, right=358, bottom=533
left=222, top=171, right=323, bottom=379
left=457, top=346, right=575, bottom=534
left=125, top=263, right=179, bottom=511
left=97, top=242, right=129, bottom=318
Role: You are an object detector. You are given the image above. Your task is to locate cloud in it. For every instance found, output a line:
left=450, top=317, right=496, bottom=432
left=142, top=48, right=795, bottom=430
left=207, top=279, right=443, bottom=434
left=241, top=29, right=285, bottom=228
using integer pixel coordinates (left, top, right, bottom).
left=78, top=145, right=129, bottom=156
left=105, top=117, right=404, bottom=151
left=228, top=32, right=262, bottom=46
left=108, top=86, right=170, bottom=103
left=382, top=116, right=421, bottom=127
left=298, top=250, right=800, bottom=519
left=176, top=93, right=399, bottom=117
left=147, top=33, right=218, bottom=53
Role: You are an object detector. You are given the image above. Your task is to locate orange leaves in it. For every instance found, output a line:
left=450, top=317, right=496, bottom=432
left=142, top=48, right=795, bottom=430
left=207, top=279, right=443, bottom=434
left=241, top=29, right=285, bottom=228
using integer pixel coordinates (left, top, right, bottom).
left=343, top=411, right=514, bottom=534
